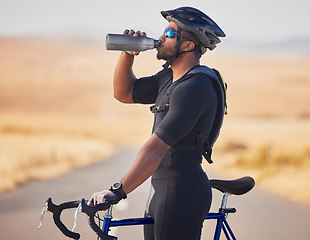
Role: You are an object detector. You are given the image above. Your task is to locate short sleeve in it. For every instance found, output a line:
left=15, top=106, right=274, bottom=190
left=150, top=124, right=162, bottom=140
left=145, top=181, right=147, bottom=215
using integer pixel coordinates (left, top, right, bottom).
left=132, top=69, right=172, bottom=104
left=132, top=75, right=159, bottom=104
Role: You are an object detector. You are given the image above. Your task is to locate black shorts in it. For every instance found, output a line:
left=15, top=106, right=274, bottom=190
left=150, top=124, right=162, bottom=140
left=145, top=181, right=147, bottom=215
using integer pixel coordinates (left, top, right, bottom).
left=144, top=161, right=212, bottom=240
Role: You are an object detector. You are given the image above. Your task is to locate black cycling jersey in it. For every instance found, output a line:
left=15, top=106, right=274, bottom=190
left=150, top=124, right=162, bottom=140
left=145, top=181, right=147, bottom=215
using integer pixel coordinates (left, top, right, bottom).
left=133, top=66, right=218, bottom=150
left=132, top=65, right=217, bottom=240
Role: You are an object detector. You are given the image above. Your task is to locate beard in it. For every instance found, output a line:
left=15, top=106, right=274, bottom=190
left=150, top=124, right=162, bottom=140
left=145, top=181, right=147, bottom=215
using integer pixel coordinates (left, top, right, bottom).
left=156, top=45, right=176, bottom=61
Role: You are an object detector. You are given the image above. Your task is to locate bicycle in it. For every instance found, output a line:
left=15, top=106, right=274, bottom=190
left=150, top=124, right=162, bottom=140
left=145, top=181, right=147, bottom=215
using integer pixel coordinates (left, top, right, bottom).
left=38, top=176, right=255, bottom=240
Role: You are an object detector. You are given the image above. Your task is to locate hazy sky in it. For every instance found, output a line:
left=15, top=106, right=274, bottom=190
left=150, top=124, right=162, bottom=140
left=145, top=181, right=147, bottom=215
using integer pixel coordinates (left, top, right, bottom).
left=0, top=0, right=309, bottom=46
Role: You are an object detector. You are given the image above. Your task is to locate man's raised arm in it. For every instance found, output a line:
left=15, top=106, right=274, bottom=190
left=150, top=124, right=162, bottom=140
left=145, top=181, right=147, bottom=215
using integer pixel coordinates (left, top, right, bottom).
left=113, top=30, right=145, bottom=103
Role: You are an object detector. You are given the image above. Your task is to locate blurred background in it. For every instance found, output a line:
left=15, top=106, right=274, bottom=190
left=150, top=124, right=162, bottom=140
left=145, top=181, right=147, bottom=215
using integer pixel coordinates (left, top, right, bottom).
left=0, top=0, right=309, bottom=210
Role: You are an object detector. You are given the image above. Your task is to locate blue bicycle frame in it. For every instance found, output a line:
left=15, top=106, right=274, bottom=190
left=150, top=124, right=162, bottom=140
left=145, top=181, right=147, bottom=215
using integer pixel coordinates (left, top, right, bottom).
left=100, top=192, right=237, bottom=240
left=102, top=213, right=236, bottom=240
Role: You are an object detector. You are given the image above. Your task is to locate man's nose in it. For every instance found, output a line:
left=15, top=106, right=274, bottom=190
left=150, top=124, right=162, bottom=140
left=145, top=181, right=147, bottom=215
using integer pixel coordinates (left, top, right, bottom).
left=159, top=33, right=165, bottom=42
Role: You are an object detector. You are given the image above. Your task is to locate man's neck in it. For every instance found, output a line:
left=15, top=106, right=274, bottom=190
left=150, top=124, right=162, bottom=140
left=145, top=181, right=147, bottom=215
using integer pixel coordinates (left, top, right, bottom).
left=171, top=54, right=200, bottom=82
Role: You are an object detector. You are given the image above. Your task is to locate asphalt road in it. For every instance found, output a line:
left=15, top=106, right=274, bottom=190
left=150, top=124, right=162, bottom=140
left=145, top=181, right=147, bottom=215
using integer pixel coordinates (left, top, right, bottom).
left=0, top=148, right=309, bottom=240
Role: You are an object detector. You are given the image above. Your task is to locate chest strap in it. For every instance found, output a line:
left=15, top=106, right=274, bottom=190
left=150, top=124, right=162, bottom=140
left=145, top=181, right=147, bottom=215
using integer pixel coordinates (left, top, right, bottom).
left=150, top=72, right=191, bottom=113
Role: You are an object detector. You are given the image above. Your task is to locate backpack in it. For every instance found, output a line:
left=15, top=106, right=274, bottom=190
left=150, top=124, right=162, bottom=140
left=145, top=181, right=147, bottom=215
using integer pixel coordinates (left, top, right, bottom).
left=150, top=66, right=227, bottom=164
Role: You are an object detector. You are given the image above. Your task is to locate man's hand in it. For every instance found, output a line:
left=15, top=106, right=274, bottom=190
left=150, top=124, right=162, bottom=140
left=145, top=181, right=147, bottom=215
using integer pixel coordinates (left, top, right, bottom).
left=88, top=189, right=122, bottom=206
left=88, top=182, right=127, bottom=206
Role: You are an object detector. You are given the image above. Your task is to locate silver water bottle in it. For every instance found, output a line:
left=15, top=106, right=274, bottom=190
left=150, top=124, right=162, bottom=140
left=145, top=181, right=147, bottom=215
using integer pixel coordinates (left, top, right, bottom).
left=106, top=34, right=160, bottom=52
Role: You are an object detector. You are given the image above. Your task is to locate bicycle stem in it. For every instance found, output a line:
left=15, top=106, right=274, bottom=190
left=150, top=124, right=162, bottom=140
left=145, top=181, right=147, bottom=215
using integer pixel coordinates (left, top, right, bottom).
left=105, top=205, right=113, bottom=219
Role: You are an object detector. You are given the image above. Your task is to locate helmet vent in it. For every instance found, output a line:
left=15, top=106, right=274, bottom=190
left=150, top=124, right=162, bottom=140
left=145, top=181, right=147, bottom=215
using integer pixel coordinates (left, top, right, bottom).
left=177, top=13, right=195, bottom=22
left=201, top=16, right=215, bottom=26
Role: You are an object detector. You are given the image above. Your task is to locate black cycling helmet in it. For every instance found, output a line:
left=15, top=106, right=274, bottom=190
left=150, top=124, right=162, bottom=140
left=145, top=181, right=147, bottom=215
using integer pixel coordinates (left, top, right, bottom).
left=161, top=6, right=226, bottom=52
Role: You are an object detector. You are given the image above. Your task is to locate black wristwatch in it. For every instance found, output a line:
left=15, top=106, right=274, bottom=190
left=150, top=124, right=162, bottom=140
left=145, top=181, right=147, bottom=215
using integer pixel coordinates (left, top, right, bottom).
left=110, top=182, right=127, bottom=199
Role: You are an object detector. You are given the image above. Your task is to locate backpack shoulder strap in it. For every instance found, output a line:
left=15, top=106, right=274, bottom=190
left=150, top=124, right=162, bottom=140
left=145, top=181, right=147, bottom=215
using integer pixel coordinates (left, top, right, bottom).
left=187, top=66, right=227, bottom=111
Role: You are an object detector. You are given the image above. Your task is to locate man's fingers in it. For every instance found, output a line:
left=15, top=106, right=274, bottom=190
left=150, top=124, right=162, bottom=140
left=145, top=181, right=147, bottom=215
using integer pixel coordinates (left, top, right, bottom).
left=87, top=196, right=94, bottom=206
left=133, top=30, right=140, bottom=37
left=123, top=29, right=147, bottom=38
left=128, top=29, right=135, bottom=35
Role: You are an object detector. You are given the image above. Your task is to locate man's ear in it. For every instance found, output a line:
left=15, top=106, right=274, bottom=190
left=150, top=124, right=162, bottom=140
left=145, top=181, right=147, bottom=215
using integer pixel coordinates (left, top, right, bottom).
left=182, top=41, right=196, bottom=52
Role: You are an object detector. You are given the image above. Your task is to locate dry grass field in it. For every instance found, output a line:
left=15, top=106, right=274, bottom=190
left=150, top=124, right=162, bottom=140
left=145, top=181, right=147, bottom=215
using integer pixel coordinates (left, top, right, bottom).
left=0, top=37, right=309, bottom=205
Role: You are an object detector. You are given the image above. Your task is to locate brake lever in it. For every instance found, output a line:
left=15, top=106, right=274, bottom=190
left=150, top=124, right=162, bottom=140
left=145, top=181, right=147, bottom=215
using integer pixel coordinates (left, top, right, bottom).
left=72, top=201, right=83, bottom=231
left=38, top=201, right=48, bottom=230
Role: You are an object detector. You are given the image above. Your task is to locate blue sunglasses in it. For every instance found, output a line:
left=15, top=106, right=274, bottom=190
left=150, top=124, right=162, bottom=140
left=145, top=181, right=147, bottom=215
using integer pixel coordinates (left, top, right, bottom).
left=164, top=28, right=190, bottom=40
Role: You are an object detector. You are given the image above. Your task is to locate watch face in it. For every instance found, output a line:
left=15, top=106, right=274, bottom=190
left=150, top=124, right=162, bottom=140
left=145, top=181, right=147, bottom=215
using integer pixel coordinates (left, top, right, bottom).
left=113, top=182, right=121, bottom=189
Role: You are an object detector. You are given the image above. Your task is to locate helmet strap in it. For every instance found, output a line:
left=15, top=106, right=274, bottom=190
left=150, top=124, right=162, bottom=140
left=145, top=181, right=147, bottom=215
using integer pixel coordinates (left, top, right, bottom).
left=162, top=25, right=182, bottom=69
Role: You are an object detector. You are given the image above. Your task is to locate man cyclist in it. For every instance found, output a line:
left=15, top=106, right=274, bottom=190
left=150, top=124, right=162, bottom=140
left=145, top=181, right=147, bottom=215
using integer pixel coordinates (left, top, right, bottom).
left=89, top=6, right=226, bottom=240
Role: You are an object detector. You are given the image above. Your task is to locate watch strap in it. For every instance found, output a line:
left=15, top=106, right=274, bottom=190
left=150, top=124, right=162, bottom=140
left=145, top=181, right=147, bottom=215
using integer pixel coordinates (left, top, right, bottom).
left=110, top=184, right=127, bottom=199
